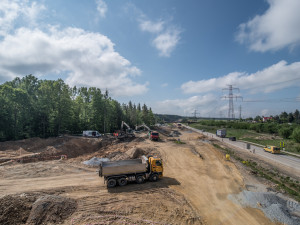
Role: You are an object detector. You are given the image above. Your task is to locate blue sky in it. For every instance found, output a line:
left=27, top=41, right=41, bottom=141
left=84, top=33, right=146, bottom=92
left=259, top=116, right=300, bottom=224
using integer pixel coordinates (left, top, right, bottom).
left=1, top=0, right=300, bottom=118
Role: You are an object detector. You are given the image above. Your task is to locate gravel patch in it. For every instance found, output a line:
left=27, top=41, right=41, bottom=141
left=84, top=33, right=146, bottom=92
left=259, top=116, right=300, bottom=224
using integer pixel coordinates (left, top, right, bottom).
left=228, top=191, right=300, bottom=225
left=82, top=157, right=109, bottom=166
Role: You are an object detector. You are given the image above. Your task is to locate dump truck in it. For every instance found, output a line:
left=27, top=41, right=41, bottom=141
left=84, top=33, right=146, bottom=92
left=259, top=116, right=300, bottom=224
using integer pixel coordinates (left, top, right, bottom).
left=148, top=131, right=159, bottom=141
left=216, top=129, right=226, bottom=138
left=99, top=155, right=163, bottom=188
left=264, top=146, right=281, bottom=154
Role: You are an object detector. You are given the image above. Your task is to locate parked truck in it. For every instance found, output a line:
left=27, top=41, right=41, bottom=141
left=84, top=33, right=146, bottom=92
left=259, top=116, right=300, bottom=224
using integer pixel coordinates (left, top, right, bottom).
left=216, top=129, right=226, bottom=138
left=99, top=155, right=163, bottom=188
left=148, top=131, right=159, bottom=141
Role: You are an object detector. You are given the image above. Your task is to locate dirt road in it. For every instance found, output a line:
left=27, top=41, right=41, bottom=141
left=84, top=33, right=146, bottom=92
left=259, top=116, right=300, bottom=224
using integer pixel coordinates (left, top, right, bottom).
left=152, top=132, right=273, bottom=225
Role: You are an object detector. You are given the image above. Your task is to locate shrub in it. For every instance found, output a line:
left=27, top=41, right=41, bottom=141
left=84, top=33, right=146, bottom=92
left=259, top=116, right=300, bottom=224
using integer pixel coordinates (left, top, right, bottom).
left=279, top=127, right=293, bottom=138
left=292, top=127, right=300, bottom=143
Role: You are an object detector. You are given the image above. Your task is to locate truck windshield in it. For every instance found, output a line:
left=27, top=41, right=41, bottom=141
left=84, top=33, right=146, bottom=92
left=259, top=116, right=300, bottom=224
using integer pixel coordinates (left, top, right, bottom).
left=152, top=133, right=159, bottom=136
left=156, top=160, right=162, bottom=166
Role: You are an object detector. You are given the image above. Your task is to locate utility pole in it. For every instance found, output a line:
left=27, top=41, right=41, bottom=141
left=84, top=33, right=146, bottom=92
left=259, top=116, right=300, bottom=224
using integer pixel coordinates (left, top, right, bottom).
left=222, top=85, right=243, bottom=119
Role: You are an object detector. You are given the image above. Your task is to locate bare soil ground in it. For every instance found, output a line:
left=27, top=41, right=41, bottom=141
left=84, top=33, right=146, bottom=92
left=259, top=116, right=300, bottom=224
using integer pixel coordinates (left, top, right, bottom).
left=0, top=127, right=290, bottom=225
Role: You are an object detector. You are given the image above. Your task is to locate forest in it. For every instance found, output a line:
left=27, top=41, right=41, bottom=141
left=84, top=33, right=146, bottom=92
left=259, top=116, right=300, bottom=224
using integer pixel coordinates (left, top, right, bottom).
left=0, top=75, right=155, bottom=141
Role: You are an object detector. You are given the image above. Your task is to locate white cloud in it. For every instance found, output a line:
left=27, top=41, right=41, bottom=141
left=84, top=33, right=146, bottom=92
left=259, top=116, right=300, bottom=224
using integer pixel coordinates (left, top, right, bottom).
left=154, top=95, right=218, bottom=116
left=96, top=0, right=107, bottom=18
left=161, top=83, right=168, bottom=87
left=236, top=0, right=300, bottom=52
left=181, top=60, right=300, bottom=94
left=133, top=6, right=181, bottom=57
left=153, top=28, right=181, bottom=57
left=139, top=20, right=164, bottom=33
left=0, top=0, right=45, bottom=36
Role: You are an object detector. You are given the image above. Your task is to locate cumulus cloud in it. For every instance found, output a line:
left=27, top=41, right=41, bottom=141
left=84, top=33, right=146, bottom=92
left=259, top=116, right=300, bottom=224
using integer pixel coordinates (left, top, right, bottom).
left=96, top=0, right=107, bottom=18
left=181, top=60, right=300, bottom=94
left=0, top=1, right=147, bottom=96
left=236, top=0, right=300, bottom=52
left=154, top=95, right=218, bottom=115
left=0, top=27, right=147, bottom=96
left=0, top=0, right=45, bottom=36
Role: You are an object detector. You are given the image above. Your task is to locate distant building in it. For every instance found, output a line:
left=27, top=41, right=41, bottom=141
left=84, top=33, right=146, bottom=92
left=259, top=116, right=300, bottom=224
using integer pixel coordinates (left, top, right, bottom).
left=262, top=117, right=272, bottom=122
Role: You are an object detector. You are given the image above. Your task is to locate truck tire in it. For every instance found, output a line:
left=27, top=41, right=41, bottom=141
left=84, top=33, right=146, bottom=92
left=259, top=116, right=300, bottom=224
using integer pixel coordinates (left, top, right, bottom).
left=118, top=178, right=128, bottom=186
left=150, top=174, right=158, bottom=182
left=136, top=175, right=145, bottom=184
left=107, top=179, right=117, bottom=188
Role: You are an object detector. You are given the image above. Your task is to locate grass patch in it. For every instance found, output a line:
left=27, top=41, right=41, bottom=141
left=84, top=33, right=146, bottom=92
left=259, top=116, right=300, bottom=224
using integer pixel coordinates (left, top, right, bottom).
left=174, top=140, right=185, bottom=144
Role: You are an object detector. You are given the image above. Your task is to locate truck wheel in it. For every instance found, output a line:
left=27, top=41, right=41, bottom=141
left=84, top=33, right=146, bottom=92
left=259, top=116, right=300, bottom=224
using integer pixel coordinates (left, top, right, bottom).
left=150, top=174, right=158, bottom=182
left=136, top=176, right=145, bottom=184
left=118, top=178, right=128, bottom=186
left=107, top=179, right=117, bottom=188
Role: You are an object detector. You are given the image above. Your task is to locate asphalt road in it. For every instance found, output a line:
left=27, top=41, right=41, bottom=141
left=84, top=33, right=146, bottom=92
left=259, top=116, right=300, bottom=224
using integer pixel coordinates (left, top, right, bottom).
left=183, top=125, right=300, bottom=175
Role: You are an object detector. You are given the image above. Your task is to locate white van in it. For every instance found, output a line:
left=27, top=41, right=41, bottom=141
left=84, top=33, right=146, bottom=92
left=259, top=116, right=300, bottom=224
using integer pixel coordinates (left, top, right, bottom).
left=83, top=130, right=101, bottom=137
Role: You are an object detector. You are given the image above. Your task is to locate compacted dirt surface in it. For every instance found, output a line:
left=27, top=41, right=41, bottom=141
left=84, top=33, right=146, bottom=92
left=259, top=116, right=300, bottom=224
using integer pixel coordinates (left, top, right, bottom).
left=0, top=126, right=297, bottom=224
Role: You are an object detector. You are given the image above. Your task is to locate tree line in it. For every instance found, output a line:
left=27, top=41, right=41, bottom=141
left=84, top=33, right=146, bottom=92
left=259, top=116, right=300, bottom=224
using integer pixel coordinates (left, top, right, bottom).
left=0, top=75, right=155, bottom=141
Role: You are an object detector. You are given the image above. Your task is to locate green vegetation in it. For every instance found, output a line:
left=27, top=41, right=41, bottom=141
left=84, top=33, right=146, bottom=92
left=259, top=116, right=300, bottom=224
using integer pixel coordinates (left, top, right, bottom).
left=213, top=144, right=300, bottom=201
left=0, top=75, right=156, bottom=141
left=190, top=119, right=300, bottom=154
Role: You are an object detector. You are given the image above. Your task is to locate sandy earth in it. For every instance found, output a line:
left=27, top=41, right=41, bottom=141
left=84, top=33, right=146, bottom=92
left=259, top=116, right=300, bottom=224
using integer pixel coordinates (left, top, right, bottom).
left=0, top=128, right=282, bottom=224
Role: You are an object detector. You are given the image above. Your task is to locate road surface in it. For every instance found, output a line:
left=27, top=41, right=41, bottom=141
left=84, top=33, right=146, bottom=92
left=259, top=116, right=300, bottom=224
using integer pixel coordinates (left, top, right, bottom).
left=184, top=125, right=300, bottom=175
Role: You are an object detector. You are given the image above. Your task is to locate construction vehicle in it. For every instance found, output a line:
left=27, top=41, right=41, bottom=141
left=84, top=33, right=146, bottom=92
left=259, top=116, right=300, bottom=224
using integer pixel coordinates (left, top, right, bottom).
left=113, top=121, right=135, bottom=139
left=148, top=131, right=159, bottom=141
left=216, top=129, right=226, bottom=138
left=99, top=155, right=163, bottom=188
left=83, top=130, right=101, bottom=137
left=264, top=146, right=281, bottom=154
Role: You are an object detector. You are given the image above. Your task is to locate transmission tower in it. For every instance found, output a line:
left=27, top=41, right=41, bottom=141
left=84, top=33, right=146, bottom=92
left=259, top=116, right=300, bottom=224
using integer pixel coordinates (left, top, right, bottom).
left=222, top=85, right=243, bottom=119
left=239, top=105, right=242, bottom=119
left=191, top=109, right=200, bottom=119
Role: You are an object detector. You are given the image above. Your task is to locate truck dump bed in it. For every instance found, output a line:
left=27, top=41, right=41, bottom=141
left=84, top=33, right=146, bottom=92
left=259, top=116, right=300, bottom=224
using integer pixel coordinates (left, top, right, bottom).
left=99, top=158, right=147, bottom=177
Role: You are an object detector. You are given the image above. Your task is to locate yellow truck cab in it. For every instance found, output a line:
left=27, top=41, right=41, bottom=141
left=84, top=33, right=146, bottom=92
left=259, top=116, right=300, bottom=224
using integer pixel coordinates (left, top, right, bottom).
left=264, top=146, right=280, bottom=154
left=148, top=156, right=163, bottom=179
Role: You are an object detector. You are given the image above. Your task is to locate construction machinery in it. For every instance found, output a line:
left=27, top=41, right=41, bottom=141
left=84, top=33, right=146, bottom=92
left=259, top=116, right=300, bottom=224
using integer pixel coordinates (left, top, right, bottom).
left=148, top=131, right=159, bottom=141
left=113, top=121, right=135, bottom=139
left=135, top=123, right=150, bottom=131
left=264, top=146, right=281, bottom=154
left=99, top=155, right=163, bottom=188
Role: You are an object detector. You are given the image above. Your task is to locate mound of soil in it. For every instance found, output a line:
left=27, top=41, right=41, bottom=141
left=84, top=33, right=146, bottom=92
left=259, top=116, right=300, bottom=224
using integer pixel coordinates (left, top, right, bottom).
left=0, top=194, right=37, bottom=225
left=26, top=195, right=77, bottom=225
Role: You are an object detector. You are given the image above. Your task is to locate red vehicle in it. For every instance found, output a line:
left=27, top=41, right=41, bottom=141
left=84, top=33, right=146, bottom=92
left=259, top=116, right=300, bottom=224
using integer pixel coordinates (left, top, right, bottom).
left=149, top=131, right=159, bottom=141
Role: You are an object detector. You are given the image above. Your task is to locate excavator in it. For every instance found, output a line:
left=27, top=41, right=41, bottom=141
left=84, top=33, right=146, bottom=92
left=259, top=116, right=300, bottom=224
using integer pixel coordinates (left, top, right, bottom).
left=135, top=123, right=150, bottom=131
left=113, top=121, right=135, bottom=139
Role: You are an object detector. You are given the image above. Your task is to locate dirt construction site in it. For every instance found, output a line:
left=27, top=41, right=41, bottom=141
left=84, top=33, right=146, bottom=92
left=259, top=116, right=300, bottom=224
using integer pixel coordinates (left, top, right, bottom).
left=0, top=125, right=300, bottom=225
